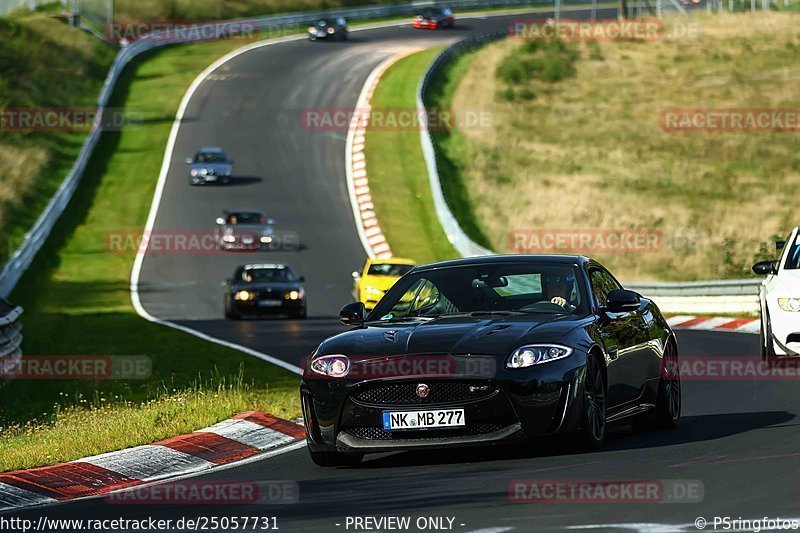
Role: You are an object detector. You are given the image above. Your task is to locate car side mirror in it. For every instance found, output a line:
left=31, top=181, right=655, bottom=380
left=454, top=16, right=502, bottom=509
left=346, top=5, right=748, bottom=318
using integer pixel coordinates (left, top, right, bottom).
left=266, top=218, right=275, bottom=225
left=340, top=302, right=366, bottom=326
left=185, top=157, right=193, bottom=164
left=298, top=276, right=306, bottom=283
left=752, top=260, right=777, bottom=276
left=215, top=217, right=225, bottom=225
left=352, top=271, right=361, bottom=280
left=603, top=289, right=641, bottom=313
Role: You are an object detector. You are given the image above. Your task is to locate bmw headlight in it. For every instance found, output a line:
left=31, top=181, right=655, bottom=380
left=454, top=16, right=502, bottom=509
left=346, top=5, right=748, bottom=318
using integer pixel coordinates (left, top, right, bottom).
left=285, top=289, right=303, bottom=300
left=308, top=26, right=315, bottom=33
left=190, top=169, right=198, bottom=177
left=310, top=354, right=349, bottom=378
left=200, top=168, right=208, bottom=175
left=778, top=298, right=800, bottom=312
left=234, top=290, right=254, bottom=301
left=222, top=235, right=236, bottom=243
left=327, top=27, right=335, bottom=34
left=507, top=344, right=573, bottom=369
left=260, top=235, right=273, bottom=244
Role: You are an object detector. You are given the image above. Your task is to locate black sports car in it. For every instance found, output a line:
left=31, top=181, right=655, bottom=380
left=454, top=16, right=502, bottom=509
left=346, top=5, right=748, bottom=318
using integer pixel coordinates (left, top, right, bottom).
left=224, top=263, right=306, bottom=319
left=308, top=17, right=348, bottom=41
left=300, top=255, right=680, bottom=466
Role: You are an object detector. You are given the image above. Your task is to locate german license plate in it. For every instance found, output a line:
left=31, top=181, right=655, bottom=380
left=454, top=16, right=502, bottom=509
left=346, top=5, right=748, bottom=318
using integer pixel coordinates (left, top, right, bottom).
left=257, top=299, right=282, bottom=307
left=382, top=409, right=465, bottom=430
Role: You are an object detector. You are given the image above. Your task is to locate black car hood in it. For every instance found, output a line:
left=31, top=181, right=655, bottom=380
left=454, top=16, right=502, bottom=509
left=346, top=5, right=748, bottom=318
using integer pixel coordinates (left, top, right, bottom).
left=320, top=314, right=591, bottom=357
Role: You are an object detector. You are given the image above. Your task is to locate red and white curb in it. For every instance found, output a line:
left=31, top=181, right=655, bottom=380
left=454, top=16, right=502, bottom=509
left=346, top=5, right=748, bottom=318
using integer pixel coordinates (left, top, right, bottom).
left=345, top=51, right=421, bottom=260
left=667, top=315, right=759, bottom=334
left=0, top=412, right=304, bottom=511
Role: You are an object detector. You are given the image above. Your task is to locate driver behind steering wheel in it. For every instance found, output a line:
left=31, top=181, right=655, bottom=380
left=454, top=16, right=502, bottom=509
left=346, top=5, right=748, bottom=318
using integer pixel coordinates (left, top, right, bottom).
left=543, top=274, right=577, bottom=312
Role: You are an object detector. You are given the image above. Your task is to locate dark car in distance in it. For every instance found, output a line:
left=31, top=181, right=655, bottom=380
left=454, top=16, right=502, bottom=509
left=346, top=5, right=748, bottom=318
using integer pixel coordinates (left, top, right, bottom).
left=308, top=17, right=348, bottom=41
left=300, top=255, right=680, bottom=466
left=412, top=7, right=455, bottom=29
left=224, top=263, right=306, bottom=319
left=215, top=210, right=275, bottom=251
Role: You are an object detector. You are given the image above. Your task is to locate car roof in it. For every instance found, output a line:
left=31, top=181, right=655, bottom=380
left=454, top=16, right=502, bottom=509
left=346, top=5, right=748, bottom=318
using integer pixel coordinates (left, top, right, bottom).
left=198, top=147, right=224, bottom=153
left=242, top=263, right=288, bottom=270
left=371, top=257, right=416, bottom=266
left=413, top=254, right=591, bottom=272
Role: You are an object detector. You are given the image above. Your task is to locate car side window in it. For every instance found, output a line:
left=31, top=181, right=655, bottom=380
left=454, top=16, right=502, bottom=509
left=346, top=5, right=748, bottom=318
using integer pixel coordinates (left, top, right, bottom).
left=589, top=268, right=621, bottom=307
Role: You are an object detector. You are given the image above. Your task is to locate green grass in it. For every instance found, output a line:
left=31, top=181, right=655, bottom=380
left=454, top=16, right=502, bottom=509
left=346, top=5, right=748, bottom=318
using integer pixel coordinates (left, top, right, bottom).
left=427, top=12, right=800, bottom=281
left=0, top=11, right=115, bottom=267
left=0, top=38, right=301, bottom=472
left=364, top=48, right=460, bottom=264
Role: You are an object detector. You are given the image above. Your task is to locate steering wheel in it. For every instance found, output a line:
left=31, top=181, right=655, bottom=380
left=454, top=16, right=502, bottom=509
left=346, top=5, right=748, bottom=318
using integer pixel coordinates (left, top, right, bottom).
left=519, top=301, right=569, bottom=313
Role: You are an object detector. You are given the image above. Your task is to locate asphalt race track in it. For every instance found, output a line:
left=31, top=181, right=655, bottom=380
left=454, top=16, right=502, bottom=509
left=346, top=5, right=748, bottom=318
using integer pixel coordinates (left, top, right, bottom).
left=9, top=7, right=800, bottom=532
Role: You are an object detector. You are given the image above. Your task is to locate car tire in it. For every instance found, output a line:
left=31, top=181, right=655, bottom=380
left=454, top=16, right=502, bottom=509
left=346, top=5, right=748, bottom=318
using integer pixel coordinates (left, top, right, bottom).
left=308, top=448, right=362, bottom=467
left=761, top=304, right=775, bottom=360
left=575, top=353, right=606, bottom=450
left=291, top=309, right=307, bottom=319
left=633, top=341, right=681, bottom=432
left=225, top=300, right=241, bottom=320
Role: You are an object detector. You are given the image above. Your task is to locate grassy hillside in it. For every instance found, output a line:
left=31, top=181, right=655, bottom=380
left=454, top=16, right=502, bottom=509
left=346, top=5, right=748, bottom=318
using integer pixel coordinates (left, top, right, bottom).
left=435, top=12, right=800, bottom=281
left=0, top=10, right=115, bottom=267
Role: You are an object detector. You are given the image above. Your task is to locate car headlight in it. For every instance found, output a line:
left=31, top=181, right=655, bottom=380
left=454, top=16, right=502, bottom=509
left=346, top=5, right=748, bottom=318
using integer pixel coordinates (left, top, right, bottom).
left=234, top=290, right=254, bottom=301
left=506, top=344, right=573, bottom=369
left=285, top=289, right=303, bottom=300
left=260, top=235, right=273, bottom=244
left=778, top=298, right=800, bottom=312
left=327, top=27, right=334, bottom=34
left=310, top=354, right=349, bottom=378
left=222, top=235, right=236, bottom=243
left=190, top=169, right=198, bottom=177
left=200, top=168, right=208, bottom=175
left=308, top=26, right=315, bottom=33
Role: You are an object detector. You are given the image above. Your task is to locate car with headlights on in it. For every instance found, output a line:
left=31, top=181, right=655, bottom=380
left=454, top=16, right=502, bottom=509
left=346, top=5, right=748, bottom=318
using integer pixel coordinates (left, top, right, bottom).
left=753, top=226, right=800, bottom=358
left=352, top=257, right=416, bottom=311
left=216, top=210, right=275, bottom=251
left=308, top=17, right=348, bottom=41
left=224, top=263, right=306, bottom=320
left=301, top=255, right=680, bottom=466
left=412, top=7, right=454, bottom=29
left=185, top=147, right=233, bottom=185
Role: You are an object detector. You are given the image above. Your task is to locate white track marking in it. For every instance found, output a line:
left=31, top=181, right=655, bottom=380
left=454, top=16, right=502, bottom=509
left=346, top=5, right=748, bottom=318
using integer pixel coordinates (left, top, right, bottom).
left=195, top=418, right=296, bottom=450
left=0, top=483, right=56, bottom=509
left=79, top=445, right=214, bottom=481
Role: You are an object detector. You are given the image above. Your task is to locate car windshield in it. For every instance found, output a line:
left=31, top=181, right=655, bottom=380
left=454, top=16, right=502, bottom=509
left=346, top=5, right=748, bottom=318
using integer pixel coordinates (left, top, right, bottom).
left=194, top=151, right=226, bottom=163
left=783, top=234, right=800, bottom=269
left=367, top=263, right=414, bottom=277
left=317, top=19, right=330, bottom=26
left=241, top=267, right=296, bottom=283
left=227, top=212, right=264, bottom=225
left=368, top=262, right=587, bottom=321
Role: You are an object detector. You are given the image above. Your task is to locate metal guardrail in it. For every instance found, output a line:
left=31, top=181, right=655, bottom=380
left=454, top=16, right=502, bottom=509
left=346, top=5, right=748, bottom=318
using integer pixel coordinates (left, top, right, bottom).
left=627, top=278, right=762, bottom=296
left=0, top=299, right=23, bottom=384
left=0, top=0, right=592, bottom=299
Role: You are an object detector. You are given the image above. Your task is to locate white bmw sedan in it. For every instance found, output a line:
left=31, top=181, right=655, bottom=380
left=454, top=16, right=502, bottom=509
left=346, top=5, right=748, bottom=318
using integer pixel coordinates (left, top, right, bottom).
left=753, top=226, right=800, bottom=358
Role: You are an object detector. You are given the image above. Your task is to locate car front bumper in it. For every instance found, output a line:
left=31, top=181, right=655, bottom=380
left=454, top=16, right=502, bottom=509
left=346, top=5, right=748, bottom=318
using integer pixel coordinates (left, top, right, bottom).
left=231, top=298, right=305, bottom=316
left=300, top=355, right=586, bottom=454
left=766, top=299, right=800, bottom=355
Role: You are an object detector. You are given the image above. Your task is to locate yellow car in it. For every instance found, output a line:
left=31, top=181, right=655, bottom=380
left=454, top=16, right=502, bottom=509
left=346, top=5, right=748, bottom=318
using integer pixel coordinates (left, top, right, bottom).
left=352, top=257, right=416, bottom=311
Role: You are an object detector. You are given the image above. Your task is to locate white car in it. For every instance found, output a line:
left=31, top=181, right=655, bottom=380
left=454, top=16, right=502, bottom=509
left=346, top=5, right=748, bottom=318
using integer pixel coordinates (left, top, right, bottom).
left=753, top=226, right=800, bottom=358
